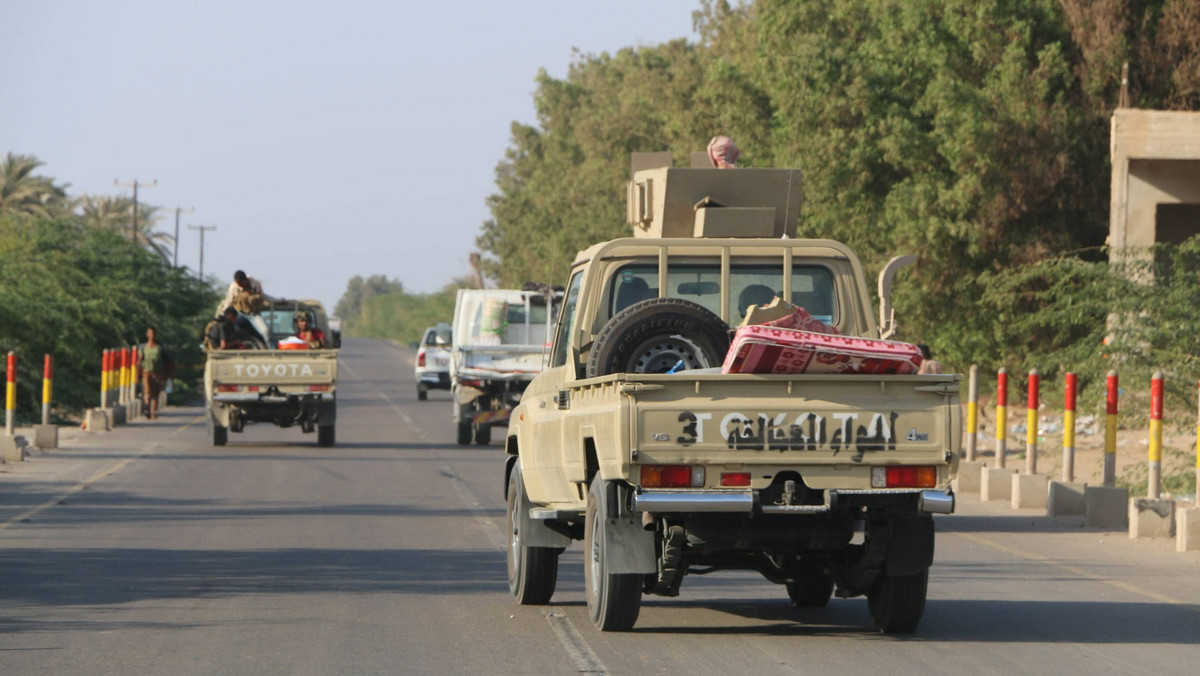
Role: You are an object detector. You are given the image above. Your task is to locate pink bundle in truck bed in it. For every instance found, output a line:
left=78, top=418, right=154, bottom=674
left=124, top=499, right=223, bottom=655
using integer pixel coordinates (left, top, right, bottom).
left=721, top=325, right=923, bottom=375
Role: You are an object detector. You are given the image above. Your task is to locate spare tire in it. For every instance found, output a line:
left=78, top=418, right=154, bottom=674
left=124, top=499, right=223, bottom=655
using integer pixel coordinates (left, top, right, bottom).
left=586, top=298, right=730, bottom=378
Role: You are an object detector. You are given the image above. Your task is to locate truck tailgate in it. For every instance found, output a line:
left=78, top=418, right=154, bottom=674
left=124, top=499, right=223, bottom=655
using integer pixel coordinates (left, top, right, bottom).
left=209, top=350, right=338, bottom=386
left=624, top=373, right=958, bottom=468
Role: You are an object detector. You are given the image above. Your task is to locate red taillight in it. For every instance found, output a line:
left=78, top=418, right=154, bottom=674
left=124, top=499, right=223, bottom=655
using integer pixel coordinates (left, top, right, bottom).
left=308, top=384, right=329, bottom=392
left=641, top=465, right=705, bottom=488
left=417, top=351, right=426, bottom=367
left=873, top=465, right=937, bottom=488
left=216, top=384, right=239, bottom=392
left=461, top=379, right=482, bottom=388
left=720, top=472, right=752, bottom=487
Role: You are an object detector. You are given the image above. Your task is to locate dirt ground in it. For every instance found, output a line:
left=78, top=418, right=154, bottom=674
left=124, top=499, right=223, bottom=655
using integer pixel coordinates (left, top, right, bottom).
left=968, top=410, right=1198, bottom=502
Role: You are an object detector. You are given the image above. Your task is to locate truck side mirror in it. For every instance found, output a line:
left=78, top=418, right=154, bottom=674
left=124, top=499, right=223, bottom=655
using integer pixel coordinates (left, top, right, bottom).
left=877, top=255, right=917, bottom=340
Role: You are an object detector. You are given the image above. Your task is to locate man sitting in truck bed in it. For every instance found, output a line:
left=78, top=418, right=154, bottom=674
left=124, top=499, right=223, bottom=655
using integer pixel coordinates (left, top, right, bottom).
left=211, top=307, right=265, bottom=349
left=293, top=312, right=327, bottom=349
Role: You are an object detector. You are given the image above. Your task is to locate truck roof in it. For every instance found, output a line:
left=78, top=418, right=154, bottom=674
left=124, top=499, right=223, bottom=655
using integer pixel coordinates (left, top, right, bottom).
left=570, top=237, right=860, bottom=269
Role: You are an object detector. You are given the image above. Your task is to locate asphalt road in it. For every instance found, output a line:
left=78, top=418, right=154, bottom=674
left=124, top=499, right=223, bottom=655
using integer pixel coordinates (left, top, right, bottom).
left=2, top=338, right=1199, bottom=675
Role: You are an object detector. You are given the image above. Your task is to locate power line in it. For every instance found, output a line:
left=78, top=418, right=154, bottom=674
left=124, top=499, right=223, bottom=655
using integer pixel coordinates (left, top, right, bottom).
left=165, top=206, right=196, bottom=267
left=187, top=224, right=217, bottom=279
left=114, top=178, right=157, bottom=247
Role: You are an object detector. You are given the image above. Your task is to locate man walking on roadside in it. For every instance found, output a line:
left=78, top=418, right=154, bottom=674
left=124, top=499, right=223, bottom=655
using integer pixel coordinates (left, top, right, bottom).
left=138, top=326, right=174, bottom=420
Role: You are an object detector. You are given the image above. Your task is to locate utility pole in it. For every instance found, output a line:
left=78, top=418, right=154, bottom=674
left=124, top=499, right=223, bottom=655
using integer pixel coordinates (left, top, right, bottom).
left=188, top=224, right=217, bottom=279
left=114, top=178, right=157, bottom=247
left=166, top=206, right=196, bottom=267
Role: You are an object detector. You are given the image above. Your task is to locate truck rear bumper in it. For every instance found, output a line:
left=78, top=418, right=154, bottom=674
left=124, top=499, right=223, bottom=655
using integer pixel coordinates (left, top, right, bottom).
left=633, top=488, right=954, bottom=515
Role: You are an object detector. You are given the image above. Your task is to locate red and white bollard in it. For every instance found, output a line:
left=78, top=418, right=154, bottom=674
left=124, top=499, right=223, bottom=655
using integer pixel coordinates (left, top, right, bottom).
left=1104, top=371, right=1118, bottom=487
left=42, top=354, right=53, bottom=426
left=966, top=365, right=978, bottom=462
left=1148, top=372, right=1164, bottom=500
left=5, top=351, right=15, bottom=436
left=1063, top=372, right=1076, bottom=483
left=996, top=367, right=1008, bottom=469
left=1025, top=368, right=1039, bottom=475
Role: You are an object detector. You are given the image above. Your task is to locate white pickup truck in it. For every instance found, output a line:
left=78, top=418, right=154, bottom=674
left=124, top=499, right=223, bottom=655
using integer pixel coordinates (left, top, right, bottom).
left=205, top=301, right=338, bottom=446
left=450, top=288, right=561, bottom=446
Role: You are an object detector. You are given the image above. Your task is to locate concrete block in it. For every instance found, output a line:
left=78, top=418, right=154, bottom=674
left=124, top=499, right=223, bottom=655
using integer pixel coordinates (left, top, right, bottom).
left=981, top=467, right=1016, bottom=502
left=1047, top=481, right=1088, bottom=517
left=84, top=408, right=110, bottom=433
left=1177, top=508, right=1200, bottom=552
left=127, top=399, right=142, bottom=420
left=110, top=404, right=126, bottom=426
left=1012, top=473, right=1051, bottom=509
left=1129, top=498, right=1175, bottom=539
left=952, top=461, right=984, bottom=495
left=1085, top=486, right=1129, bottom=529
left=33, top=424, right=58, bottom=449
left=1, top=435, right=27, bottom=462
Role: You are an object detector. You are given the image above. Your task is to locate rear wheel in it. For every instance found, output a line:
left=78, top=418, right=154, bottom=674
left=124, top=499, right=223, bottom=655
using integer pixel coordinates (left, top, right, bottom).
left=475, top=423, right=492, bottom=446
left=786, top=557, right=835, bottom=608
left=585, top=479, right=642, bottom=631
left=212, top=424, right=228, bottom=447
left=867, top=568, right=928, bottom=634
left=417, top=384, right=428, bottom=401
left=456, top=422, right=472, bottom=445
left=506, top=469, right=559, bottom=604
left=317, top=424, right=335, bottom=447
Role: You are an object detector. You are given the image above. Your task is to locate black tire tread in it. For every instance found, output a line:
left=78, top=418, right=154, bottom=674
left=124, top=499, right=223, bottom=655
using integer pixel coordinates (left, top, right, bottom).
left=585, top=480, right=642, bottom=631
left=317, top=425, right=335, bottom=447
left=507, top=470, right=559, bottom=605
left=867, top=568, right=928, bottom=634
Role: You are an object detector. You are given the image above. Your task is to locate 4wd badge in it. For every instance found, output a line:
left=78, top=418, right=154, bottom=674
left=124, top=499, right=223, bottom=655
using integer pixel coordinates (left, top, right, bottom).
left=905, top=428, right=929, bottom=442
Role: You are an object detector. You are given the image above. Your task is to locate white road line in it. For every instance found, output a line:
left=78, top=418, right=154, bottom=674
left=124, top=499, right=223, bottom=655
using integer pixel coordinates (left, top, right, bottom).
left=349, top=351, right=609, bottom=674
left=545, top=612, right=609, bottom=674
left=0, top=415, right=204, bottom=533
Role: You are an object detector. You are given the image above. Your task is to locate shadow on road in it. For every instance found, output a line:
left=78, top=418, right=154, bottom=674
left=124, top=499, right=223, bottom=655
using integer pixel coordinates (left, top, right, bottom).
left=0, top=546, right=507, bottom=634
left=629, top=596, right=1200, bottom=643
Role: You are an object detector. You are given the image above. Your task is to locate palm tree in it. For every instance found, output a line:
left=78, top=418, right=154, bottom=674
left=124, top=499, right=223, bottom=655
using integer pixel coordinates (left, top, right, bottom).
left=0, top=153, right=69, bottom=219
left=77, top=193, right=173, bottom=259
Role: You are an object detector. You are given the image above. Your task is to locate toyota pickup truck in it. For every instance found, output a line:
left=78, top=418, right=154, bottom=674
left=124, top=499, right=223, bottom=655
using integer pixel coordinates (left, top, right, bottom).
left=205, top=300, right=338, bottom=447
left=504, top=161, right=959, bottom=634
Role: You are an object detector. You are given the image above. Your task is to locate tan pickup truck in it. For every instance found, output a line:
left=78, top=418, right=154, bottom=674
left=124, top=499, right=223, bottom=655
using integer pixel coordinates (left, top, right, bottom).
left=504, top=162, right=959, bottom=634
left=205, top=301, right=338, bottom=447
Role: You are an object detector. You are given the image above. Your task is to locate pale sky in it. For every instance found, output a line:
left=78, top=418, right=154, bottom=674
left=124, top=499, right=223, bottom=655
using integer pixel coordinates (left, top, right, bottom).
left=2, top=0, right=699, bottom=311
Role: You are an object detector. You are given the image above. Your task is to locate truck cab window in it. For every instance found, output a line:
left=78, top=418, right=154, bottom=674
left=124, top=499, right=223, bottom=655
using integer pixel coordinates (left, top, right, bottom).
left=550, top=272, right=583, bottom=368
left=607, top=262, right=837, bottom=327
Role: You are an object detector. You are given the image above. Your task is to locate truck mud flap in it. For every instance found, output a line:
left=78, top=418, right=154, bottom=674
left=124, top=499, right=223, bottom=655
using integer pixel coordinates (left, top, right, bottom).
left=601, top=481, right=656, bottom=575
left=886, top=516, right=935, bottom=577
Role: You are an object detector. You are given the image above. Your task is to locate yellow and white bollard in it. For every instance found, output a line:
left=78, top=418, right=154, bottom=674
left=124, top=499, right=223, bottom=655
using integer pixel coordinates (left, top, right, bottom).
left=41, top=355, right=52, bottom=425
left=1104, top=370, right=1118, bottom=487
left=5, top=351, right=15, bottom=436
left=966, top=364, right=978, bottom=462
left=1148, top=372, right=1164, bottom=500
left=1063, top=372, right=1076, bottom=483
left=1025, top=368, right=1039, bottom=475
left=996, top=367, right=1008, bottom=469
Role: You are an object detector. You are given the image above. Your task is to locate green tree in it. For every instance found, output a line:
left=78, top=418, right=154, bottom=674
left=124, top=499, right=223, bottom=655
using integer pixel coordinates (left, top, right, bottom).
left=0, top=215, right=216, bottom=419
left=334, top=274, right=404, bottom=332
left=77, top=193, right=173, bottom=259
left=0, top=153, right=69, bottom=219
